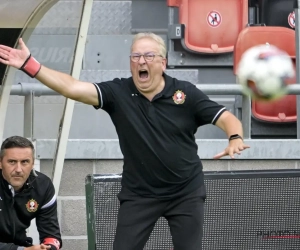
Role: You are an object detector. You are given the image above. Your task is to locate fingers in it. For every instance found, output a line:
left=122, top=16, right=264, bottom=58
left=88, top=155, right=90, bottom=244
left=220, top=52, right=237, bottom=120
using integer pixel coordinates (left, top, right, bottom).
left=0, top=46, right=11, bottom=64
left=19, top=38, right=24, bottom=48
left=19, top=38, right=28, bottom=51
left=0, top=51, right=9, bottom=59
left=214, top=150, right=236, bottom=159
left=0, top=44, right=12, bottom=52
left=0, top=49, right=10, bottom=62
left=0, top=50, right=11, bottom=65
left=228, top=148, right=236, bottom=159
left=40, top=244, right=51, bottom=249
left=0, top=38, right=27, bottom=53
left=214, top=144, right=250, bottom=160
left=0, top=57, right=8, bottom=65
left=213, top=151, right=226, bottom=159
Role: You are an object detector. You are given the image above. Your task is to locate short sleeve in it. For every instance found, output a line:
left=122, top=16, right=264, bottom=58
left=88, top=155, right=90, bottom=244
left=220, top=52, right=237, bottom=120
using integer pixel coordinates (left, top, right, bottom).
left=190, top=84, right=226, bottom=126
left=93, top=78, right=122, bottom=113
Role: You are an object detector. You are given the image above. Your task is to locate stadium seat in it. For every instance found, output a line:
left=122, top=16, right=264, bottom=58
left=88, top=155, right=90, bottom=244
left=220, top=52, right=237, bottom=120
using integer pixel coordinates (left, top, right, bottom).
left=233, top=26, right=296, bottom=123
left=258, top=0, right=295, bottom=29
left=167, top=0, right=248, bottom=54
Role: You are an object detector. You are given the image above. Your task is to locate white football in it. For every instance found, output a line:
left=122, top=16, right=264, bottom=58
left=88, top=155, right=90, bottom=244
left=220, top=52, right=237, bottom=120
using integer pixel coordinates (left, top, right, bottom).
left=236, top=44, right=295, bottom=101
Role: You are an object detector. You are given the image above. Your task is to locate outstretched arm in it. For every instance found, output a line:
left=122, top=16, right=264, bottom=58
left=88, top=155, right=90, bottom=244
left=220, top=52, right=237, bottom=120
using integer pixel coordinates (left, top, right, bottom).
left=0, top=38, right=98, bottom=106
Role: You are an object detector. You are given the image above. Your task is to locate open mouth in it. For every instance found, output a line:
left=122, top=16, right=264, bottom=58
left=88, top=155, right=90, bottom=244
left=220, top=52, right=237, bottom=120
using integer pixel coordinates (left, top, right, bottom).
left=139, top=69, right=149, bottom=80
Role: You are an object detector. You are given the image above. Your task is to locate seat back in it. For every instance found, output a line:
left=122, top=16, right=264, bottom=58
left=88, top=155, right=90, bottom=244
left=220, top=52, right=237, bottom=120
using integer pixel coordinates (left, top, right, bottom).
left=233, top=26, right=296, bottom=123
left=167, top=0, right=248, bottom=53
left=259, top=0, right=295, bottom=29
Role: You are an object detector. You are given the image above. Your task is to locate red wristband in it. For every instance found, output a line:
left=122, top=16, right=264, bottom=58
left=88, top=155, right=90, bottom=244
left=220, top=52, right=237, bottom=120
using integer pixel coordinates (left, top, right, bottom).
left=43, top=237, right=60, bottom=250
left=20, top=54, right=41, bottom=78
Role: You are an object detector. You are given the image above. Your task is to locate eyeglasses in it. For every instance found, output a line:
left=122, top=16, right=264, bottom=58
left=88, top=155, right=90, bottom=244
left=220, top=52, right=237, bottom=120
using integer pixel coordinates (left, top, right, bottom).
left=129, top=53, right=163, bottom=62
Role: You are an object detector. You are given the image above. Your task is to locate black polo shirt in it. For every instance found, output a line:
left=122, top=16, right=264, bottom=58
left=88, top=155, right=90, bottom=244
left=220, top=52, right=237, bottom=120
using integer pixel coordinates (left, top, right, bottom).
left=93, top=73, right=226, bottom=199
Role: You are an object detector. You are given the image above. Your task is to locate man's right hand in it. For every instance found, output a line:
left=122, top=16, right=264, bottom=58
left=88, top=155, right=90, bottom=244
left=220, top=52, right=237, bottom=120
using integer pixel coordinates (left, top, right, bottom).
left=0, top=38, right=99, bottom=106
left=25, top=244, right=51, bottom=250
left=0, top=38, right=30, bottom=69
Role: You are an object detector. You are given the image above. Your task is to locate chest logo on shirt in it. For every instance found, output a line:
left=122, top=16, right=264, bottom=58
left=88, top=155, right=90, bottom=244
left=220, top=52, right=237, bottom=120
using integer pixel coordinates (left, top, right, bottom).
left=172, top=90, right=186, bottom=104
left=26, top=199, right=39, bottom=212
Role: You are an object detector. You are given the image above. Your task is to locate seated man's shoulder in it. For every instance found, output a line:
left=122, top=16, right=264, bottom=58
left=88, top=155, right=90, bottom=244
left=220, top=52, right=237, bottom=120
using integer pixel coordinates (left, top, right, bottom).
left=26, top=171, right=56, bottom=209
left=30, top=170, right=54, bottom=189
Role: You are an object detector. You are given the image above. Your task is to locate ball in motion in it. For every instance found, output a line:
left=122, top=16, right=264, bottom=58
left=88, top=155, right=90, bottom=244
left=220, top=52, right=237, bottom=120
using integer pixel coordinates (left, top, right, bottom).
left=236, top=44, right=295, bottom=101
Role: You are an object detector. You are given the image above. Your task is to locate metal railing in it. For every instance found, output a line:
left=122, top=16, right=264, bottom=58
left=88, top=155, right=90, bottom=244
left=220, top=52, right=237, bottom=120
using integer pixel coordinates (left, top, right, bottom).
left=7, top=82, right=300, bottom=96
left=3, top=82, right=300, bottom=139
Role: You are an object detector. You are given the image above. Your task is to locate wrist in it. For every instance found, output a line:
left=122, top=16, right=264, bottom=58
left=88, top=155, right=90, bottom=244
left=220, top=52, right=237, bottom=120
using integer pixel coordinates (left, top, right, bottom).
left=19, top=54, right=41, bottom=78
left=229, top=134, right=243, bottom=141
left=43, top=238, right=60, bottom=250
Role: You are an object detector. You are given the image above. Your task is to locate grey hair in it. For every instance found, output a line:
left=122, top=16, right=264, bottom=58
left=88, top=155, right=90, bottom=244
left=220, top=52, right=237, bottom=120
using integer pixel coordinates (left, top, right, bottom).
left=131, top=32, right=167, bottom=58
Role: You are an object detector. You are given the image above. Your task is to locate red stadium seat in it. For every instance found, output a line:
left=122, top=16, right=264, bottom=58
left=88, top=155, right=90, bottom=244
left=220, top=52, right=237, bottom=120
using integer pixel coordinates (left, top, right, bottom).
left=233, top=26, right=296, bottom=123
left=167, top=0, right=248, bottom=53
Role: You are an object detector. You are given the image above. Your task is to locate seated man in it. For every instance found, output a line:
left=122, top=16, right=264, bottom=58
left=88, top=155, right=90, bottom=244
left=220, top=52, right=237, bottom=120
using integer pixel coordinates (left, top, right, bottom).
left=0, top=136, right=62, bottom=250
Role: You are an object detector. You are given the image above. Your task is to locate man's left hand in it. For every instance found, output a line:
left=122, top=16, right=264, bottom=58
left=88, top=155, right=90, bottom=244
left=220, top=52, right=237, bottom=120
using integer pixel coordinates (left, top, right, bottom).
left=213, top=139, right=250, bottom=159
